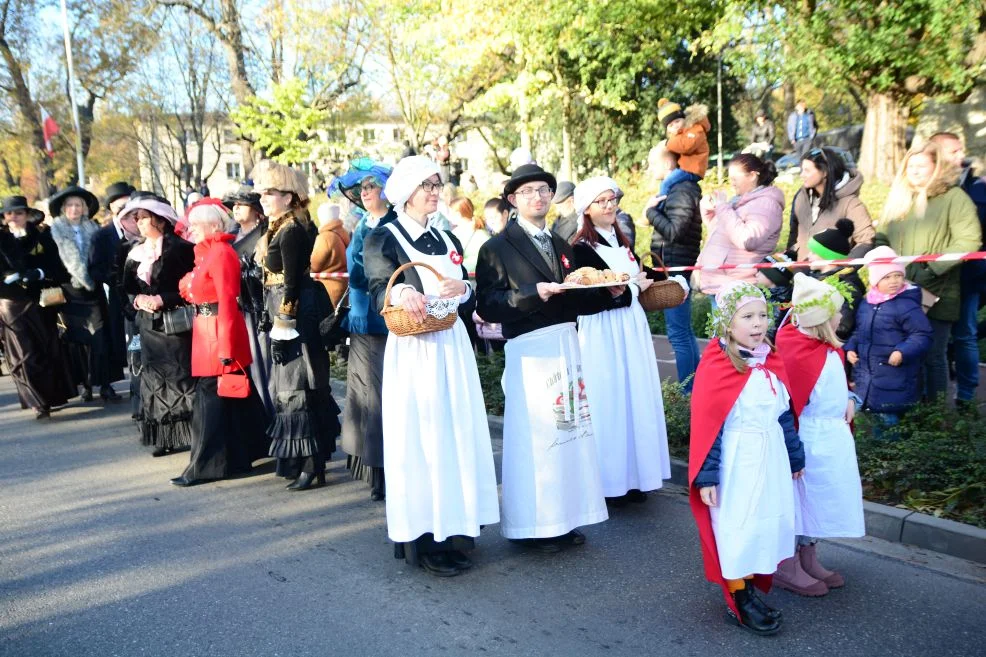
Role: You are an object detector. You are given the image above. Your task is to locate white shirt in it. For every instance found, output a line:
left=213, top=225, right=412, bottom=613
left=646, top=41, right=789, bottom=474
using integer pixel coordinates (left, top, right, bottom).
left=516, top=217, right=552, bottom=240
left=596, top=226, right=619, bottom=247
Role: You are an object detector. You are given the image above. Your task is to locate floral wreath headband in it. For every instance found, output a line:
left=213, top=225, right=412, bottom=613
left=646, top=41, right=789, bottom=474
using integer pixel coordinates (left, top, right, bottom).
left=705, top=283, right=776, bottom=339
left=790, top=272, right=856, bottom=326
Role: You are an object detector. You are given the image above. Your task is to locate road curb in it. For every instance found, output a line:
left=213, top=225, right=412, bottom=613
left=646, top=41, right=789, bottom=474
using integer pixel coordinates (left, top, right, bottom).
left=485, top=411, right=986, bottom=565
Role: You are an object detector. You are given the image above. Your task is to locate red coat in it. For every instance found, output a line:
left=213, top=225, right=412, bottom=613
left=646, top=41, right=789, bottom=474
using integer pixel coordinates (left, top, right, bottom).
left=688, top=340, right=792, bottom=619
left=179, top=233, right=252, bottom=377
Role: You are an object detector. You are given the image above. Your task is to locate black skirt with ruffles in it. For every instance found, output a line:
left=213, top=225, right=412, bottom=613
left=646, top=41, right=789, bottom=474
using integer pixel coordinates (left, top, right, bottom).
left=265, top=282, right=340, bottom=477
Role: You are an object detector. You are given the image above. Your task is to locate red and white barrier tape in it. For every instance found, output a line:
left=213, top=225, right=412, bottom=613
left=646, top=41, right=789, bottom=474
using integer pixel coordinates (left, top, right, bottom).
left=309, top=251, right=986, bottom=279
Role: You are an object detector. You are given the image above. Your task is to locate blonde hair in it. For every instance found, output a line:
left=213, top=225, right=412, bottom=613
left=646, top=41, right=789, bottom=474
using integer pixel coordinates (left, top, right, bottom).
left=723, top=330, right=775, bottom=373
left=797, top=319, right=843, bottom=349
left=881, top=142, right=944, bottom=223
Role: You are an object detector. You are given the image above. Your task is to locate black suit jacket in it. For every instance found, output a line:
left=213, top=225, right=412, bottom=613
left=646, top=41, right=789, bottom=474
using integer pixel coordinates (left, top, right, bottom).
left=475, top=220, right=630, bottom=340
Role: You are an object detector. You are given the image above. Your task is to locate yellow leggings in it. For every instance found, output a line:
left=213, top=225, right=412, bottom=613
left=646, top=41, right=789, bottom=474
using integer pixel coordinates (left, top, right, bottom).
left=726, top=575, right=754, bottom=593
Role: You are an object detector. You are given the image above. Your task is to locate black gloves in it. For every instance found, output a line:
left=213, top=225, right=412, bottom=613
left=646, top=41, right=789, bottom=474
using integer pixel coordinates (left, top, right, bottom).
left=20, top=269, right=43, bottom=283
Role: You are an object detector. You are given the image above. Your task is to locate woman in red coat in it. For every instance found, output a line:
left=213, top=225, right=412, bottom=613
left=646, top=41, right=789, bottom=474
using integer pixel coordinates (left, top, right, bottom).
left=171, top=199, right=269, bottom=486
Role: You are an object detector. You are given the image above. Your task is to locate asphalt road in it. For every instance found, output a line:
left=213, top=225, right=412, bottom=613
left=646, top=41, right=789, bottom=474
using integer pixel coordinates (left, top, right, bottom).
left=1, top=373, right=984, bottom=657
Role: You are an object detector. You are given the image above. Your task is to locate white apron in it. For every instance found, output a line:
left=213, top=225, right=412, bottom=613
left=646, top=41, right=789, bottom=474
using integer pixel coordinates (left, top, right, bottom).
left=577, top=242, right=670, bottom=496
left=381, top=223, right=500, bottom=543
left=794, top=350, right=866, bottom=538
left=710, top=360, right=796, bottom=579
left=500, top=322, right=608, bottom=538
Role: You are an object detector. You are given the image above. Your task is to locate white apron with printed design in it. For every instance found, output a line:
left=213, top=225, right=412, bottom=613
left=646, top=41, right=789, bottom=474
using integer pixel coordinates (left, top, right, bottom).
left=381, top=223, right=500, bottom=543
left=577, top=242, right=671, bottom=496
left=500, top=322, right=608, bottom=538
left=710, top=362, right=796, bottom=579
left=794, top=350, right=865, bottom=538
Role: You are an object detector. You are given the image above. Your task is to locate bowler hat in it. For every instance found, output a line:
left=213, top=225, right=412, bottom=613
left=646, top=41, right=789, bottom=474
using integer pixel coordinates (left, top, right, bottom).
left=48, top=185, right=99, bottom=218
left=552, top=181, right=575, bottom=204
left=503, top=164, right=557, bottom=198
left=103, top=181, right=136, bottom=209
left=1, top=195, right=45, bottom=223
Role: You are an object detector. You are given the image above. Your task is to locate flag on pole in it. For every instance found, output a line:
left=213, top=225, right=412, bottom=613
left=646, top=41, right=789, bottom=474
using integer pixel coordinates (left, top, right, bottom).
left=40, top=106, right=59, bottom=158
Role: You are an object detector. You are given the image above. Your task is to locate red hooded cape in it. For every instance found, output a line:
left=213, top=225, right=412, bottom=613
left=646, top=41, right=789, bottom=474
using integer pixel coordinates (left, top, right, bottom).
left=774, top=323, right=844, bottom=418
left=688, top=340, right=793, bottom=618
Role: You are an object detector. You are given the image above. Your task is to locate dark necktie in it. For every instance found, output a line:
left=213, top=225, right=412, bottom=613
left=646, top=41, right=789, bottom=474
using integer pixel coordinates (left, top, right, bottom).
left=532, top=232, right=560, bottom=280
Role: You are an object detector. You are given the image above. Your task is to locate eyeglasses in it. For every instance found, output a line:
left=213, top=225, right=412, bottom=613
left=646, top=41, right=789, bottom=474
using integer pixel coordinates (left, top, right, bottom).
left=807, top=148, right=827, bottom=163
left=360, top=182, right=379, bottom=193
left=514, top=186, right=554, bottom=199
left=419, top=180, right=442, bottom=193
left=592, top=197, right=619, bottom=208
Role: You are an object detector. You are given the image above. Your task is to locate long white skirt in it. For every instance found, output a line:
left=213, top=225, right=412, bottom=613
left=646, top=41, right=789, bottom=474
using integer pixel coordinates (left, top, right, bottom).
left=794, top=416, right=866, bottom=538
left=709, top=372, right=796, bottom=579
left=500, top=323, right=608, bottom=539
left=382, top=321, right=500, bottom=543
left=579, top=303, right=671, bottom=496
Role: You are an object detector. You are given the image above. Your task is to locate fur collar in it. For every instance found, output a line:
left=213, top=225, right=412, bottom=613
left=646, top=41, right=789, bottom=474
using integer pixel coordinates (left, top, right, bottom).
left=49, top=217, right=98, bottom=290
left=684, top=103, right=709, bottom=128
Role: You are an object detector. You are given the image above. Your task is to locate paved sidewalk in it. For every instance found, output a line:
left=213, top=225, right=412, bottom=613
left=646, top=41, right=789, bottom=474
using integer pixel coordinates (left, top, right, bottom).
left=0, top=374, right=984, bottom=657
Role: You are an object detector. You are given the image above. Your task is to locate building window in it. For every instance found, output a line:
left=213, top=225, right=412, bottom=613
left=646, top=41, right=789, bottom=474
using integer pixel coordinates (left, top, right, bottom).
left=226, top=162, right=241, bottom=180
left=392, top=128, right=402, bottom=142
left=326, top=128, right=345, bottom=143
left=361, top=128, right=376, bottom=143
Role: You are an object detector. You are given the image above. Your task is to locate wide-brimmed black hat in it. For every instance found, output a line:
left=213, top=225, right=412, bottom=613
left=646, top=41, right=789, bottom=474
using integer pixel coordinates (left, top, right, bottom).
left=48, top=185, right=99, bottom=218
left=503, top=164, right=557, bottom=197
left=103, top=181, right=136, bottom=209
left=222, top=185, right=264, bottom=216
left=0, top=195, right=45, bottom=223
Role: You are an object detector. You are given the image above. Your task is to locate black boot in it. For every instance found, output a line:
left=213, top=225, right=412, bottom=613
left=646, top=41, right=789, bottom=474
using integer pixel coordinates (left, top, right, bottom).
left=748, top=586, right=783, bottom=621
left=100, top=385, right=121, bottom=401
left=286, top=471, right=326, bottom=491
left=370, top=467, right=385, bottom=501
left=730, top=585, right=781, bottom=635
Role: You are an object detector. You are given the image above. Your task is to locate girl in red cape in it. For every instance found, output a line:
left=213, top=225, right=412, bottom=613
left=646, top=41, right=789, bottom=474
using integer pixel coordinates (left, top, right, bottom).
left=689, top=280, right=804, bottom=636
left=774, top=273, right=865, bottom=596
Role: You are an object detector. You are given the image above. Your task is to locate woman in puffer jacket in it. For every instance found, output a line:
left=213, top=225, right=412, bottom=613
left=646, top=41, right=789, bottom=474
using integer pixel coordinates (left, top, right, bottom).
left=696, top=154, right=784, bottom=298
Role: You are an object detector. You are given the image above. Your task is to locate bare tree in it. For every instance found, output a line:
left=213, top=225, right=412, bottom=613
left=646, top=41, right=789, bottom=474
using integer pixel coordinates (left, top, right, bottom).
left=0, top=0, right=53, bottom=197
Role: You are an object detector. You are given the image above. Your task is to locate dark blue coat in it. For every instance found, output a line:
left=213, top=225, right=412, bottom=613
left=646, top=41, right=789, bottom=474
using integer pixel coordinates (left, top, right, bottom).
left=844, top=286, right=933, bottom=414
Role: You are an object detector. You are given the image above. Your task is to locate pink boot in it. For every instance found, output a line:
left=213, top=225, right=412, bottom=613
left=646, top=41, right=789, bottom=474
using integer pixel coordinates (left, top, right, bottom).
left=773, top=548, right=829, bottom=597
left=800, top=542, right=845, bottom=588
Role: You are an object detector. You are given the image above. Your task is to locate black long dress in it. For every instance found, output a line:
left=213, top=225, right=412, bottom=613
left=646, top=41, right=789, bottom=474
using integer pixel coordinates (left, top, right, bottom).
left=48, top=217, right=122, bottom=395
left=233, top=219, right=274, bottom=417
left=122, top=232, right=196, bottom=450
left=263, top=211, right=340, bottom=478
left=0, top=225, right=76, bottom=411
left=88, top=223, right=129, bottom=385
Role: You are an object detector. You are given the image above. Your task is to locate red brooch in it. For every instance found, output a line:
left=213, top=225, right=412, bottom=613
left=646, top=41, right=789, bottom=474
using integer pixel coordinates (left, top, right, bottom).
left=450, top=250, right=463, bottom=265
left=627, top=248, right=636, bottom=262
left=561, top=255, right=571, bottom=269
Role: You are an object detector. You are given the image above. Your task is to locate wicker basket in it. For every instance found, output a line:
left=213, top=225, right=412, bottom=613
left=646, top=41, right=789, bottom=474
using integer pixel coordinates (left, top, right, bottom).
left=381, top=261, right=459, bottom=337
left=638, top=252, right=687, bottom=312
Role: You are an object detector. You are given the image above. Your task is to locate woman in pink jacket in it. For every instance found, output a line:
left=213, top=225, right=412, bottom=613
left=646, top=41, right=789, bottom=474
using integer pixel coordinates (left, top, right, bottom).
left=696, top=154, right=784, bottom=297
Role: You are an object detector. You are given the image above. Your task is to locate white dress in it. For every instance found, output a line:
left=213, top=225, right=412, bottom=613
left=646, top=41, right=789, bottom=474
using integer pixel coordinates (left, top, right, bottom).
left=381, top=221, right=500, bottom=543
left=500, top=322, right=609, bottom=538
left=794, top=349, right=866, bottom=538
left=576, top=240, right=671, bottom=497
left=709, top=357, right=797, bottom=579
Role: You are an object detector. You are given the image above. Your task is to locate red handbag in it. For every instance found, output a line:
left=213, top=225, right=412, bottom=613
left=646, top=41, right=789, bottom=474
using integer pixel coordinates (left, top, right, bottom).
left=217, top=361, right=250, bottom=398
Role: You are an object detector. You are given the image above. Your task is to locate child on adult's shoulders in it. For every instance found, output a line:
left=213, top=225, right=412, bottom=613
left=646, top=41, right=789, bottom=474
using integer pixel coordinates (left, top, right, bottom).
left=656, top=98, right=710, bottom=199
left=844, top=246, right=933, bottom=436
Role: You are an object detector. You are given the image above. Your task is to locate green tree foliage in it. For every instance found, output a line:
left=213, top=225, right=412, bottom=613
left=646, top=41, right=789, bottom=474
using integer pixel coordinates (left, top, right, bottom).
left=231, top=78, right=330, bottom=164
left=704, top=1, right=986, bottom=182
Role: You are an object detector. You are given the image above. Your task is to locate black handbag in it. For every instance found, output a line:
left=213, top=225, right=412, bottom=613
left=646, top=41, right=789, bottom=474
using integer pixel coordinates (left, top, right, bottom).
left=320, top=287, right=350, bottom=351
left=162, top=305, right=195, bottom=335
